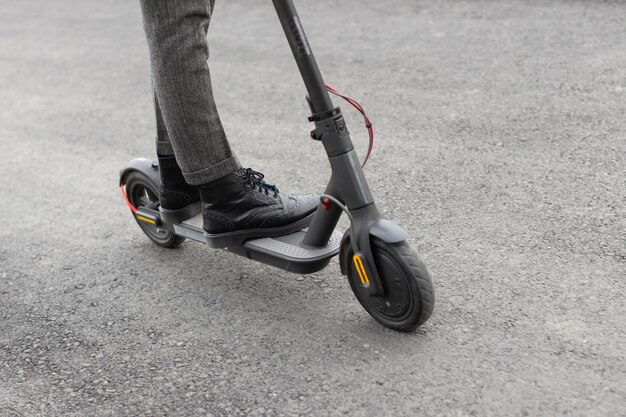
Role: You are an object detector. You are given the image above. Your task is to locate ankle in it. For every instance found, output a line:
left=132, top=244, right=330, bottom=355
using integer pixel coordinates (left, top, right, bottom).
left=157, top=154, right=179, bottom=169
left=198, top=170, right=243, bottom=205
left=158, top=154, right=193, bottom=190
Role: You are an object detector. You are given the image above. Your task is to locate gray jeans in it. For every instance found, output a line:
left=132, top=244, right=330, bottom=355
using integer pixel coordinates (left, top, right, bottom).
left=140, top=0, right=240, bottom=185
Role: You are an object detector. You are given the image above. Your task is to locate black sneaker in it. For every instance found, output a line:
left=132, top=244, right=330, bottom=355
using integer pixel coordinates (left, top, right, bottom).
left=157, top=155, right=201, bottom=223
left=200, top=168, right=319, bottom=248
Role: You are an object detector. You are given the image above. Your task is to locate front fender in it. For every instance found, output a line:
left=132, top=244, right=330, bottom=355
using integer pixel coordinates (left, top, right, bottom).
left=338, top=218, right=409, bottom=276
left=369, top=218, right=409, bottom=243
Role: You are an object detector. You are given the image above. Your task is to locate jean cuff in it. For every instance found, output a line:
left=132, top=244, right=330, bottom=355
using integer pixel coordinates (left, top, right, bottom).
left=182, top=155, right=241, bottom=185
left=156, top=139, right=174, bottom=157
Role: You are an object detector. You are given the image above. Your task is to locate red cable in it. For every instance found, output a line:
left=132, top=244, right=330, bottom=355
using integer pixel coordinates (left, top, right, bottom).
left=120, top=185, right=138, bottom=214
left=325, top=83, right=374, bottom=167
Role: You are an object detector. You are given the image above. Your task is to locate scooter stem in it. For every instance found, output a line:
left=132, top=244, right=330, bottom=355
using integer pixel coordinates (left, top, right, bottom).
left=272, top=0, right=380, bottom=241
left=272, top=0, right=334, bottom=113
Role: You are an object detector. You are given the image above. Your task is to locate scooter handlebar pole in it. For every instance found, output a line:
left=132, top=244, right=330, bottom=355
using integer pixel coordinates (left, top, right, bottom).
left=273, top=0, right=379, bottom=252
left=272, top=0, right=334, bottom=113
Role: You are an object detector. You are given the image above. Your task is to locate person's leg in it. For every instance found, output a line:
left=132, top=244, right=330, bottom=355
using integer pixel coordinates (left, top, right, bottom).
left=138, top=0, right=319, bottom=246
left=153, top=89, right=202, bottom=223
left=153, top=89, right=174, bottom=157
left=140, top=0, right=240, bottom=185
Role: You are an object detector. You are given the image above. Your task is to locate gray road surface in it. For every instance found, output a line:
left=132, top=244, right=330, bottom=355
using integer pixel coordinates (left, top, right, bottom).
left=1, top=0, right=625, bottom=416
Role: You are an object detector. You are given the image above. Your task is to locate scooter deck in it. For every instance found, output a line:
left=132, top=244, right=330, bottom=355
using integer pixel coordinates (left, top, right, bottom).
left=169, top=213, right=342, bottom=274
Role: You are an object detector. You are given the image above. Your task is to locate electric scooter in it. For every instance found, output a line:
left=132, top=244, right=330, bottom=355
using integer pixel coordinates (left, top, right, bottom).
left=119, top=0, right=434, bottom=331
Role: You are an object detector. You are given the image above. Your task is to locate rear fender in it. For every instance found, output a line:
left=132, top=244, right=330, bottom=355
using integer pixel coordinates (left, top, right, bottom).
left=119, top=158, right=160, bottom=188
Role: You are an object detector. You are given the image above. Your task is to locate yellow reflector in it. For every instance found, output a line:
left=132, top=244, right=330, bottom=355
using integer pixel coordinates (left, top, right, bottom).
left=136, top=215, right=157, bottom=225
left=353, top=255, right=370, bottom=286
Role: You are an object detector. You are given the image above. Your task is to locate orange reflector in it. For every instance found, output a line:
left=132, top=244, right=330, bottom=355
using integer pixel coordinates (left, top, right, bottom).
left=136, top=215, right=157, bottom=225
left=353, top=255, right=370, bottom=286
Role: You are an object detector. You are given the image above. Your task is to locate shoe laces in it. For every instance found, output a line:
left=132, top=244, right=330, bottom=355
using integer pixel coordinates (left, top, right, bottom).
left=243, top=168, right=279, bottom=197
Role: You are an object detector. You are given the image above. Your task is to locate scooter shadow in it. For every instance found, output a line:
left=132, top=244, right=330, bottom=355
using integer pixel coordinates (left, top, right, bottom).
left=133, top=240, right=432, bottom=351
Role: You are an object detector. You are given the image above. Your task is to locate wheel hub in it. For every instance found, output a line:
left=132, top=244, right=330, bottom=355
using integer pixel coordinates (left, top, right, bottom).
left=357, top=251, right=412, bottom=319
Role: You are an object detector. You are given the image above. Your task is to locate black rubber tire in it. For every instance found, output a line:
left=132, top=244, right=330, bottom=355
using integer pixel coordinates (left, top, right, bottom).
left=343, top=236, right=434, bottom=332
left=124, top=171, right=185, bottom=249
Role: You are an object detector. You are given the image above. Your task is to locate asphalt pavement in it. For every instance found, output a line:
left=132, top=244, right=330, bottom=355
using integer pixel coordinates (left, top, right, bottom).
left=0, top=0, right=624, bottom=416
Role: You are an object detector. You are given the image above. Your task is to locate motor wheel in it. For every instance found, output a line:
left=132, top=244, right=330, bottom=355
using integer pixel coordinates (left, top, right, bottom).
left=124, top=171, right=185, bottom=249
left=343, top=236, right=434, bottom=331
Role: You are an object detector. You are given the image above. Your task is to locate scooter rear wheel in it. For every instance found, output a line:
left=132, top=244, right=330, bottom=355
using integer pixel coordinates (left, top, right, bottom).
left=344, top=237, right=434, bottom=331
left=124, top=171, right=185, bottom=249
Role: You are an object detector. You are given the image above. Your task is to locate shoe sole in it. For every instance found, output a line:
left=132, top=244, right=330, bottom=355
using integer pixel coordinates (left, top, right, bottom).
left=159, top=202, right=202, bottom=224
left=204, top=213, right=315, bottom=249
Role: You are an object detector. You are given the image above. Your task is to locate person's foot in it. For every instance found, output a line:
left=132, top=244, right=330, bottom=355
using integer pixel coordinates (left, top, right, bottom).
left=157, top=155, right=201, bottom=223
left=200, top=168, right=319, bottom=248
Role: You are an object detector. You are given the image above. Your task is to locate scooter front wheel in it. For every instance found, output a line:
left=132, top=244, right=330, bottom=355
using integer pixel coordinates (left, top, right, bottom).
left=343, top=237, right=434, bottom=331
left=124, top=171, right=185, bottom=249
